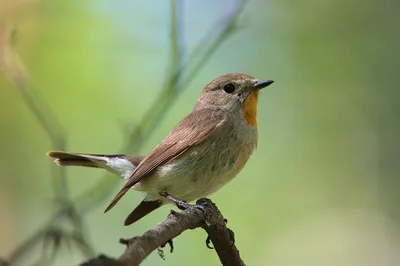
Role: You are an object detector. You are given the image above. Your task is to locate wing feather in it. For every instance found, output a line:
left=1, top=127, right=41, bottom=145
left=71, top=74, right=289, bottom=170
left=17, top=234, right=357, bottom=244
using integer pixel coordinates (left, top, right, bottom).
left=104, top=109, right=225, bottom=212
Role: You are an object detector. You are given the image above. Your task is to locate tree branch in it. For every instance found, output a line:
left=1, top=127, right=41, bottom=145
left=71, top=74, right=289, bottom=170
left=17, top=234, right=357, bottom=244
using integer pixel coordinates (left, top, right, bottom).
left=80, top=198, right=245, bottom=266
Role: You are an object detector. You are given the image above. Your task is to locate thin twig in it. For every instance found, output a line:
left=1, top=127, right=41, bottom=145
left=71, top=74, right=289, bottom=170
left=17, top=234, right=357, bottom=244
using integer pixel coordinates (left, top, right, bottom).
left=0, top=24, right=69, bottom=199
left=80, top=199, right=245, bottom=266
left=18, top=86, right=69, bottom=198
left=0, top=23, right=84, bottom=265
left=182, top=0, right=247, bottom=89
left=6, top=229, right=47, bottom=265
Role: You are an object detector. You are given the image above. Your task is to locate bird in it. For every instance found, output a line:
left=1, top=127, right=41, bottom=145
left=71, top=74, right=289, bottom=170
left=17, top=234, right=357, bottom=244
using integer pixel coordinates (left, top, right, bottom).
left=48, top=73, right=274, bottom=225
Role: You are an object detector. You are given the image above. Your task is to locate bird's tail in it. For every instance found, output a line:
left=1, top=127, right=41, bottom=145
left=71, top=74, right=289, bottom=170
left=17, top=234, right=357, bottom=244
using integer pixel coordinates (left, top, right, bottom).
left=124, top=199, right=163, bottom=226
left=47, top=151, right=162, bottom=224
left=47, top=151, right=144, bottom=179
left=47, top=151, right=124, bottom=168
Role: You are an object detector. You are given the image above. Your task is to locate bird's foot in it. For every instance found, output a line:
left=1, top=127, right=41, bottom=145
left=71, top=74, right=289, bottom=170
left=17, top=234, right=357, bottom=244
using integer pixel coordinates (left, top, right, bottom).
left=161, top=239, right=174, bottom=253
left=205, top=218, right=235, bottom=249
left=159, top=192, right=205, bottom=213
left=159, top=192, right=190, bottom=209
left=157, top=239, right=174, bottom=260
left=205, top=235, right=213, bottom=249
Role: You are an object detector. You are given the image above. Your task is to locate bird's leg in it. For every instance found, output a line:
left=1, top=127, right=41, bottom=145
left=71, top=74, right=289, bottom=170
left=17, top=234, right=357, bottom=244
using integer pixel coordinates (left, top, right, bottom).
left=159, top=192, right=192, bottom=210
left=159, top=192, right=207, bottom=214
left=175, top=202, right=187, bottom=211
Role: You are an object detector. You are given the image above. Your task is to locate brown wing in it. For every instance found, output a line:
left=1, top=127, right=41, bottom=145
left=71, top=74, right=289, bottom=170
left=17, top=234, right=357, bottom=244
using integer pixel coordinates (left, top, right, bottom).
left=104, top=109, right=225, bottom=212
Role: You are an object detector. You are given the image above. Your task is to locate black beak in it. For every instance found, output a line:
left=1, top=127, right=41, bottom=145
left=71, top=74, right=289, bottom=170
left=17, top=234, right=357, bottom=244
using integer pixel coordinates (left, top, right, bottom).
left=253, top=80, right=274, bottom=90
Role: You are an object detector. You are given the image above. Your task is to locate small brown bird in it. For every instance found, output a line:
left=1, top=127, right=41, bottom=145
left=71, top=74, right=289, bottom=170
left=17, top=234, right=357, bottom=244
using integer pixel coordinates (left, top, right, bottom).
left=48, top=73, right=274, bottom=225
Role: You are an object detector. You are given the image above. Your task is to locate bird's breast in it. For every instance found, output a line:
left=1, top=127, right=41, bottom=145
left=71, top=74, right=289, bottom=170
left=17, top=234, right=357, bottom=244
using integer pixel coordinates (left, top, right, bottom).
left=135, top=118, right=258, bottom=202
left=241, top=91, right=259, bottom=127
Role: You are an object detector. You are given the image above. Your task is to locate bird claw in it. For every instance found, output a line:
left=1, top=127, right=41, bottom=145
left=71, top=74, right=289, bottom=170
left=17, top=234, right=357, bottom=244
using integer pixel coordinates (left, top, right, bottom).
left=192, top=203, right=207, bottom=214
left=159, top=192, right=188, bottom=209
left=160, top=239, right=174, bottom=253
left=176, top=201, right=193, bottom=210
left=158, top=239, right=174, bottom=260
left=205, top=235, right=214, bottom=249
left=223, top=218, right=235, bottom=246
left=227, top=228, right=235, bottom=247
left=204, top=218, right=235, bottom=249
left=169, top=209, right=180, bottom=217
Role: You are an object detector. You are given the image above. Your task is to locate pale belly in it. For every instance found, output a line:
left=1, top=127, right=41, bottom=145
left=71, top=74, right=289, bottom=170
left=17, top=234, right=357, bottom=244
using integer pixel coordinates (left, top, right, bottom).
left=133, top=129, right=257, bottom=203
left=134, top=161, right=244, bottom=203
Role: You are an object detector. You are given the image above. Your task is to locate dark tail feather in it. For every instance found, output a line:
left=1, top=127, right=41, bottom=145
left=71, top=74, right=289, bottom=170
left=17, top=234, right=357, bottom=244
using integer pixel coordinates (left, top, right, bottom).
left=124, top=200, right=163, bottom=226
left=47, top=151, right=102, bottom=167
left=47, top=151, right=144, bottom=168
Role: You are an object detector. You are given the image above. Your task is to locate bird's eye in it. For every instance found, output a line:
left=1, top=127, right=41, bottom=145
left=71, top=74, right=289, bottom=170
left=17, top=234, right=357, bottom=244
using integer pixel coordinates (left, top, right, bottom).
left=222, top=83, right=235, bottom=94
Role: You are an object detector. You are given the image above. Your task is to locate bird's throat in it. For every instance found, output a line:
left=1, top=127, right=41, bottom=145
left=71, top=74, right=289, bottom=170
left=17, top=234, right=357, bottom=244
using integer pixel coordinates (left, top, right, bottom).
left=242, top=91, right=258, bottom=127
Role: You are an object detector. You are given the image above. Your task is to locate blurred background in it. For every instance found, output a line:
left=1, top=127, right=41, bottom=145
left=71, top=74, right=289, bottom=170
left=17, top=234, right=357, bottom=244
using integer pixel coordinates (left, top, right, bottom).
left=1, top=0, right=399, bottom=265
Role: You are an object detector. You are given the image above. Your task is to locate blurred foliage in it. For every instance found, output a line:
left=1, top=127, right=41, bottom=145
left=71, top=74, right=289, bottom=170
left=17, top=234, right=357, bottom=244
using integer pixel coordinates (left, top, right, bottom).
left=1, top=0, right=400, bottom=265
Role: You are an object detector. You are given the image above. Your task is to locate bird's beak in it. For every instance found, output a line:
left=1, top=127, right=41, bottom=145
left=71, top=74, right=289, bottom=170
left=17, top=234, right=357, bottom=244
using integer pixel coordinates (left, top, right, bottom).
left=253, top=80, right=274, bottom=90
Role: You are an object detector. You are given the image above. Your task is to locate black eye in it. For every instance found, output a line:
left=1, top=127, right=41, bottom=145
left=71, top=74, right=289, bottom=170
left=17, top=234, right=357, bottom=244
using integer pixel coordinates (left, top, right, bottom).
left=223, top=83, right=235, bottom=93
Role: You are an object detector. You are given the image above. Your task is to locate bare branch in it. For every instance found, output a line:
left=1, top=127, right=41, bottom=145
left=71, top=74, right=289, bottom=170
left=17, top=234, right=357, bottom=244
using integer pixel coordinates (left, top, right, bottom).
left=80, top=199, right=245, bottom=266
left=5, top=228, right=47, bottom=265
left=0, top=22, right=94, bottom=265
left=74, top=0, right=187, bottom=214
left=182, top=0, right=247, bottom=88
left=0, top=23, right=69, bottom=200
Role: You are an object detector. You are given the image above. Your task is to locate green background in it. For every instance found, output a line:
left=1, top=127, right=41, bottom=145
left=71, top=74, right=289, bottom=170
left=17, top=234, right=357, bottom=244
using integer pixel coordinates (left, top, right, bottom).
left=1, top=0, right=399, bottom=265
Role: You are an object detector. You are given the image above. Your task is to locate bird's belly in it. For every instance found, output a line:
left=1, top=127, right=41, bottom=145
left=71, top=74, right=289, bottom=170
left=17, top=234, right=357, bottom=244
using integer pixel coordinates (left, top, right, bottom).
left=133, top=138, right=255, bottom=203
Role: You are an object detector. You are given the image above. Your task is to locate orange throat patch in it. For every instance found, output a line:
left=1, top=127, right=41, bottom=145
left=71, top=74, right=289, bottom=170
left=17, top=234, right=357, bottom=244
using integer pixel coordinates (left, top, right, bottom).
left=242, top=91, right=259, bottom=127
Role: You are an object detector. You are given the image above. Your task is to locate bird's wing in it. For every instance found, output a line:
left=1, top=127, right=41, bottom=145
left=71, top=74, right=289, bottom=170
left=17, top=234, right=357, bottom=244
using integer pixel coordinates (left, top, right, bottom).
left=104, top=109, right=225, bottom=212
